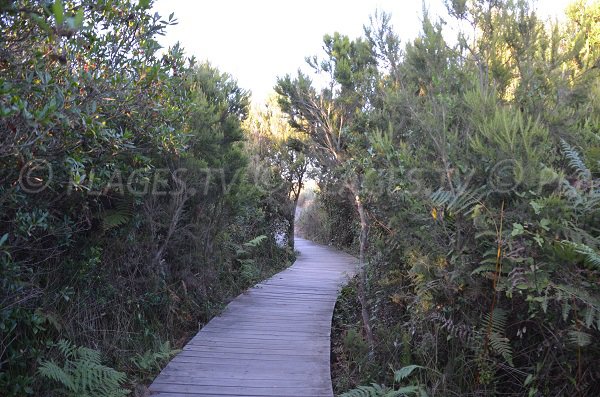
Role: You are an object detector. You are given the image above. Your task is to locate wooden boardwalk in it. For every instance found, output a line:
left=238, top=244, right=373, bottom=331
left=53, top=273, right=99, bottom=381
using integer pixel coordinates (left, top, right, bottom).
left=149, top=238, right=357, bottom=397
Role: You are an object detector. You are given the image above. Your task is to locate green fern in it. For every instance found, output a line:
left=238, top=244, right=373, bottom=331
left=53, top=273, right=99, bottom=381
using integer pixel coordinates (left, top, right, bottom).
left=430, top=189, right=452, bottom=208
left=394, top=386, right=428, bottom=397
left=243, top=234, right=267, bottom=248
left=559, top=241, right=600, bottom=270
left=560, top=139, right=591, bottom=180
left=39, top=361, right=75, bottom=391
left=471, top=247, right=504, bottom=280
left=482, top=308, right=514, bottom=366
left=340, top=383, right=392, bottom=397
left=394, top=365, right=425, bottom=382
left=583, top=306, right=597, bottom=329
left=340, top=383, right=426, bottom=397
left=568, top=330, right=592, bottom=347
left=101, top=196, right=134, bottom=231
left=57, top=338, right=77, bottom=359
left=573, top=242, right=600, bottom=270
left=38, top=339, right=129, bottom=397
left=340, top=384, right=427, bottom=397
left=340, top=365, right=429, bottom=397
left=471, top=263, right=498, bottom=277
left=131, top=341, right=180, bottom=378
left=551, top=283, right=600, bottom=331
left=430, top=186, right=486, bottom=216
left=489, top=333, right=514, bottom=367
left=236, top=235, right=268, bottom=256
left=102, top=211, right=130, bottom=231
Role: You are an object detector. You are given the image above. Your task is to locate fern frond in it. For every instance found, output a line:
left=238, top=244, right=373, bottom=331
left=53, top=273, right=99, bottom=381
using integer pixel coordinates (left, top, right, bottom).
left=340, top=383, right=425, bottom=397
left=132, top=341, right=180, bottom=374
left=102, top=211, right=130, bottom=231
left=550, top=283, right=600, bottom=330
left=38, top=361, right=76, bottom=391
left=471, top=263, right=498, bottom=277
left=101, top=196, right=134, bottom=231
left=574, top=243, right=600, bottom=270
left=57, top=339, right=77, bottom=359
left=76, top=346, right=102, bottom=364
left=340, top=383, right=390, bottom=397
left=243, top=234, right=267, bottom=247
left=38, top=339, right=129, bottom=397
left=482, top=308, right=514, bottom=366
left=395, top=385, right=429, bottom=397
left=430, top=187, right=485, bottom=217
left=394, top=365, right=425, bottom=382
left=430, top=189, right=453, bottom=207
left=341, top=364, right=429, bottom=397
left=568, top=330, right=592, bottom=347
left=450, top=187, right=486, bottom=215
left=483, top=308, right=508, bottom=335
left=583, top=306, right=595, bottom=328
left=559, top=241, right=600, bottom=270
left=489, top=332, right=514, bottom=366
left=561, top=139, right=591, bottom=180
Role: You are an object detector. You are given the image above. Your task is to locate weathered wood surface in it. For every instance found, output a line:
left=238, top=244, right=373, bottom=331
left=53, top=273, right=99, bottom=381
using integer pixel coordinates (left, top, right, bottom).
left=149, top=237, right=357, bottom=397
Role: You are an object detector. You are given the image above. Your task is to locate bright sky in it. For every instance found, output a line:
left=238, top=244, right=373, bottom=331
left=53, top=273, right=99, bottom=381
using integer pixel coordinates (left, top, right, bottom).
left=152, top=0, right=573, bottom=103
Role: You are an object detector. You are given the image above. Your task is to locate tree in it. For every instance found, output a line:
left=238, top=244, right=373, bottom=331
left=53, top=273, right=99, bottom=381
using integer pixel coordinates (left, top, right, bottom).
left=244, top=95, right=309, bottom=250
left=276, top=29, right=382, bottom=351
left=0, top=2, right=294, bottom=394
left=294, top=2, right=600, bottom=395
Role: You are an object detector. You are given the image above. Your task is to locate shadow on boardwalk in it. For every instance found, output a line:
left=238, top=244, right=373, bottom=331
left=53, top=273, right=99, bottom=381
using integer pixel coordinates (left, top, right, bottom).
left=149, top=237, right=357, bottom=397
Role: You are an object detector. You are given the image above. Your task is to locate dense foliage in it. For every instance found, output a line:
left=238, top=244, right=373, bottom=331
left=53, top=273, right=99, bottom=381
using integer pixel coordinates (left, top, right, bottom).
left=0, top=1, right=293, bottom=395
left=244, top=96, right=309, bottom=250
left=3, top=0, right=600, bottom=395
left=279, top=1, right=600, bottom=395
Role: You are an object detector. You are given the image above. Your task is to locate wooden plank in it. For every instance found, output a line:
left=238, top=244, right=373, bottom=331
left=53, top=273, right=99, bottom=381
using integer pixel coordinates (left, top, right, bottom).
left=154, top=375, right=323, bottom=387
left=149, top=238, right=357, bottom=397
left=150, top=383, right=331, bottom=395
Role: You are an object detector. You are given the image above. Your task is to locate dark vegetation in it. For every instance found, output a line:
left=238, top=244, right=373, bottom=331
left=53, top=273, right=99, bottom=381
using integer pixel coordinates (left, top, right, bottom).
left=285, top=1, right=600, bottom=395
left=2, top=0, right=600, bottom=396
left=0, top=1, right=301, bottom=395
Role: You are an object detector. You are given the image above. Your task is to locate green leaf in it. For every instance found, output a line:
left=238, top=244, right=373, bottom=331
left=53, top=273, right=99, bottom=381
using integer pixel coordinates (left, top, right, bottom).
left=32, top=14, right=52, bottom=33
left=396, top=385, right=428, bottom=396
left=139, top=0, right=150, bottom=9
left=243, top=235, right=267, bottom=248
left=530, top=200, right=544, bottom=215
left=394, top=365, right=425, bottom=382
left=102, top=211, right=130, bottom=231
left=511, top=223, right=525, bottom=237
left=53, top=0, right=64, bottom=25
left=73, top=8, right=84, bottom=28
left=539, top=218, right=550, bottom=231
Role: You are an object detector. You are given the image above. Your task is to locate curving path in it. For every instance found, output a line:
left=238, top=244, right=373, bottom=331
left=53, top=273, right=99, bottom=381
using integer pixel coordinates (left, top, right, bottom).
left=149, top=237, right=357, bottom=397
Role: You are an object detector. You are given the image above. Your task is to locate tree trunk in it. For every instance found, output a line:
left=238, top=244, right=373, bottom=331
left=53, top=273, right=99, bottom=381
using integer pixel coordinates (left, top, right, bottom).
left=351, top=183, right=375, bottom=354
left=287, top=171, right=304, bottom=251
left=288, top=216, right=295, bottom=250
